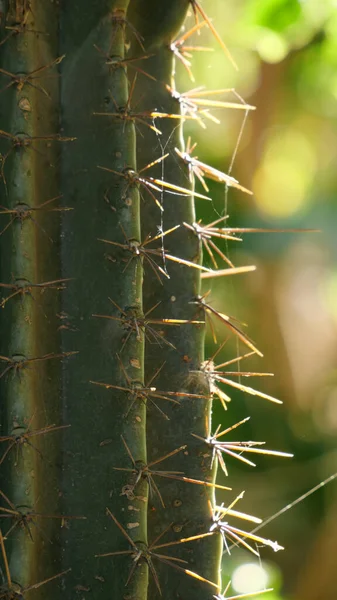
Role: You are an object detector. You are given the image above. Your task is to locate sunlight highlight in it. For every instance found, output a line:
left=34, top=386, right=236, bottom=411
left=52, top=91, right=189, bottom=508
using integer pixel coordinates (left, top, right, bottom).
left=253, top=128, right=316, bottom=218
left=232, top=563, right=269, bottom=594
left=255, top=29, right=288, bottom=63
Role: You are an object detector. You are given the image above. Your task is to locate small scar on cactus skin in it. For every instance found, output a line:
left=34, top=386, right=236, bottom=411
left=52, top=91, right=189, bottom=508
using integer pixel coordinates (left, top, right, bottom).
left=96, top=509, right=219, bottom=595
left=94, top=44, right=156, bottom=81
left=97, top=153, right=210, bottom=212
left=0, top=419, right=71, bottom=466
left=0, top=55, right=65, bottom=97
left=0, top=490, right=86, bottom=542
left=0, top=351, right=78, bottom=380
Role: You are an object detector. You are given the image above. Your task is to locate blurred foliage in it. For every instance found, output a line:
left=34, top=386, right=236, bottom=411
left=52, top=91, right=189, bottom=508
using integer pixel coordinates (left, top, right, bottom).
left=174, top=1, right=337, bottom=599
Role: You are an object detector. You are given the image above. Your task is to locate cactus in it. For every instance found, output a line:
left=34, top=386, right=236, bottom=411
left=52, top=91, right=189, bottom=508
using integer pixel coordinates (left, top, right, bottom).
left=0, top=2, right=290, bottom=600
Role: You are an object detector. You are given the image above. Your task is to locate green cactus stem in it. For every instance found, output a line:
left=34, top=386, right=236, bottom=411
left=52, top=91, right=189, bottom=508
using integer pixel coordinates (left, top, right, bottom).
left=0, top=0, right=71, bottom=593
left=58, top=1, right=148, bottom=597
left=126, top=2, right=223, bottom=599
left=0, top=2, right=289, bottom=600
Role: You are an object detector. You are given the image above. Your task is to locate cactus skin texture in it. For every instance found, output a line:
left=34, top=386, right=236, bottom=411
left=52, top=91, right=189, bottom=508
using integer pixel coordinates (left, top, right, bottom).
left=0, top=2, right=285, bottom=600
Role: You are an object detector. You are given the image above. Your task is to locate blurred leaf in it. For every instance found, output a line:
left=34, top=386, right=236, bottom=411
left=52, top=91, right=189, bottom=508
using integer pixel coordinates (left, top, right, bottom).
left=244, top=0, right=302, bottom=33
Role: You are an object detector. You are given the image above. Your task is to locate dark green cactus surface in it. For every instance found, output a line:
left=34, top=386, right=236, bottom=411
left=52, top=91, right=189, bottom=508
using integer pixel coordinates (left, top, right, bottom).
left=0, top=2, right=288, bottom=600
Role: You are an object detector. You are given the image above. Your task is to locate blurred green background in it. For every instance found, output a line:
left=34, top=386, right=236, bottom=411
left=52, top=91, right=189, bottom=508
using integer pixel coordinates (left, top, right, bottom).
left=176, top=1, right=337, bottom=599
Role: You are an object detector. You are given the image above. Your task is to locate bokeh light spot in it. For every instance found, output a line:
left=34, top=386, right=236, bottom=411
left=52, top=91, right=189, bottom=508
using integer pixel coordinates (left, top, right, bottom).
left=256, top=29, right=289, bottom=63
left=232, top=562, right=270, bottom=593
left=253, top=128, right=316, bottom=218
